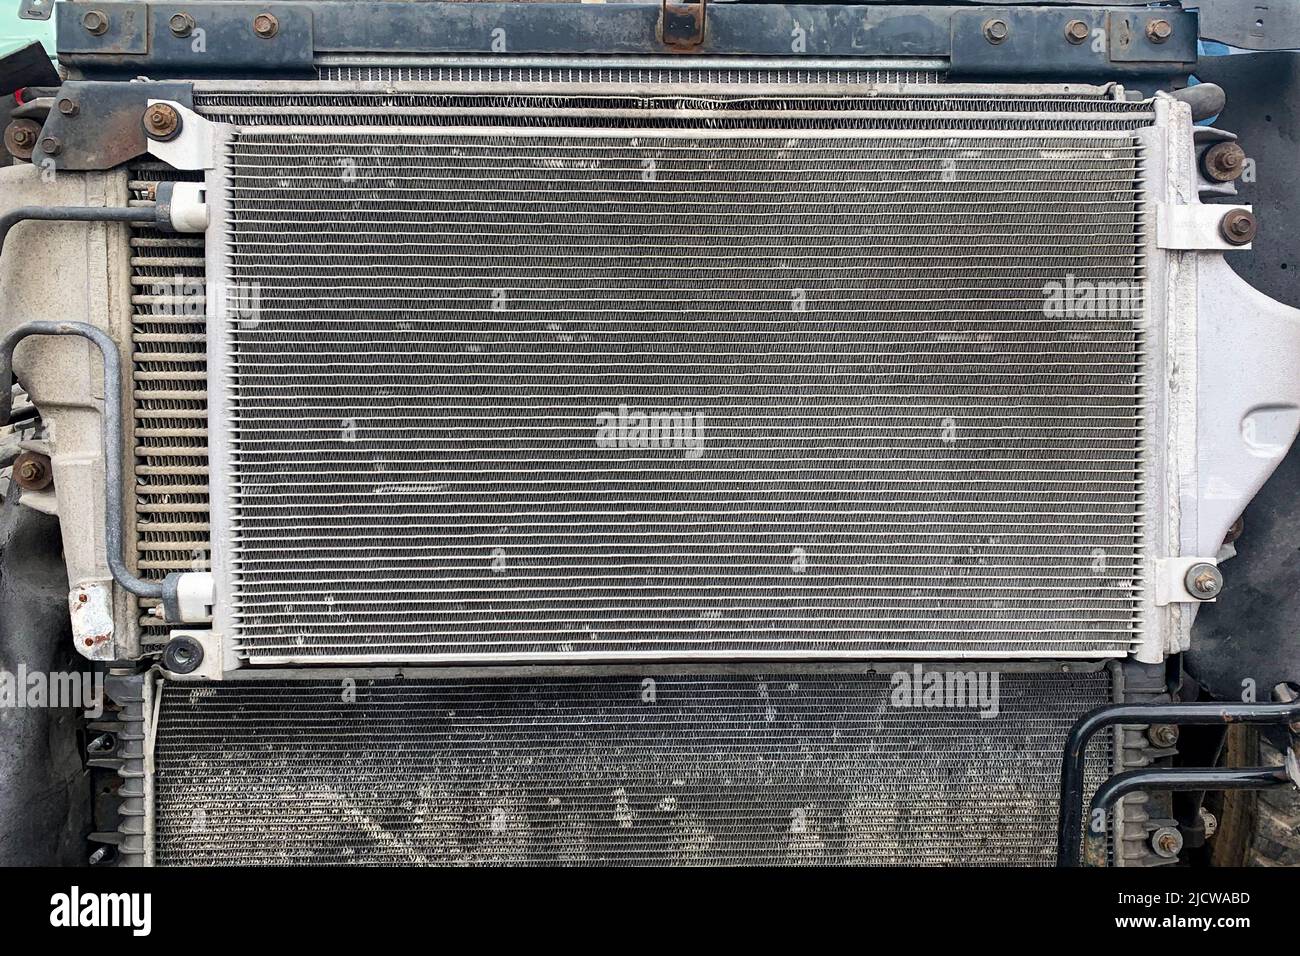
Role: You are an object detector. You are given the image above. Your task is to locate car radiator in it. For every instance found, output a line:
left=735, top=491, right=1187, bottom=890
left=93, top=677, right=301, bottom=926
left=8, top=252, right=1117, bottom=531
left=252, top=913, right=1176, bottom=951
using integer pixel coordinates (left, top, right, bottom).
left=149, top=669, right=1113, bottom=866
left=192, top=86, right=1152, bottom=663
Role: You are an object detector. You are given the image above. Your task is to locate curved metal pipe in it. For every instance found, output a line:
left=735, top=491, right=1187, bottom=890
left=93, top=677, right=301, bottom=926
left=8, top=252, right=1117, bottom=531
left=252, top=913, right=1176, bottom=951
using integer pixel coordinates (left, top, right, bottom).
left=1080, top=766, right=1290, bottom=867
left=1057, top=701, right=1300, bottom=866
left=0, top=206, right=155, bottom=259
left=0, top=321, right=163, bottom=600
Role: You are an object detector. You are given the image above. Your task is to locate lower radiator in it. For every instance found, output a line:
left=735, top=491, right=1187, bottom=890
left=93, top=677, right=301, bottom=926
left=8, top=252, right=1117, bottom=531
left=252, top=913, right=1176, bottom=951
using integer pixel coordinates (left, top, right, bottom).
left=152, top=669, right=1111, bottom=865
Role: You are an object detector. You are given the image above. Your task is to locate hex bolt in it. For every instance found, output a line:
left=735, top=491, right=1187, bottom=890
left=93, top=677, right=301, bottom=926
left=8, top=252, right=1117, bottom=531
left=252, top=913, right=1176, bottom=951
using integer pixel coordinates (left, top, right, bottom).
left=1184, top=562, right=1224, bottom=600
left=39, top=136, right=61, bottom=156
left=1147, top=19, right=1173, bottom=43
left=1151, top=826, right=1183, bottom=859
left=1219, top=208, right=1258, bottom=246
left=169, top=12, right=195, bottom=37
left=1202, top=141, right=1247, bottom=183
left=142, top=103, right=181, bottom=141
left=1065, top=19, right=1090, bottom=45
left=56, top=97, right=78, bottom=117
left=252, top=13, right=279, bottom=38
left=1147, top=724, right=1179, bottom=748
left=983, top=18, right=1009, bottom=44
left=81, top=9, right=109, bottom=35
left=86, top=733, right=116, bottom=754
left=7, top=124, right=34, bottom=148
left=13, top=451, right=53, bottom=491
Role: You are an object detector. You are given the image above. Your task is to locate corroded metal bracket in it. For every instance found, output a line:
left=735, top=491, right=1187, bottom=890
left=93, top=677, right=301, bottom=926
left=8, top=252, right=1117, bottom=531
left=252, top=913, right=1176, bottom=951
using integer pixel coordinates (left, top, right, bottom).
left=34, top=80, right=194, bottom=171
left=659, top=0, right=706, bottom=49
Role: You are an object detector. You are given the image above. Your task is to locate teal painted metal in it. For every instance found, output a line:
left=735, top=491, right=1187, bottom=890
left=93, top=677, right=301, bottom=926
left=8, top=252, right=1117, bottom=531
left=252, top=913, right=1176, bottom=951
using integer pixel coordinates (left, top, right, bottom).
left=0, top=1, right=55, bottom=61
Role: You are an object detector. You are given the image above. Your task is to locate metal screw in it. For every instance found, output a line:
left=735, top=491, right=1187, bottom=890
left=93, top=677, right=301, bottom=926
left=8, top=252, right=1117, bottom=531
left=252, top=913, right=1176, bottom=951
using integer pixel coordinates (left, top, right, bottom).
left=1219, top=208, right=1258, bottom=246
left=142, top=103, right=181, bottom=141
left=56, top=97, right=78, bottom=117
left=13, top=451, right=53, bottom=490
left=169, top=12, right=195, bottom=37
left=1202, top=141, right=1247, bottom=182
left=1147, top=18, right=1173, bottom=43
left=38, top=136, right=60, bottom=156
left=1184, top=562, right=1224, bottom=599
left=1065, top=19, right=1090, bottom=45
left=81, top=9, right=109, bottom=35
left=1147, top=724, right=1180, bottom=748
left=1151, top=826, right=1183, bottom=858
left=983, top=18, right=1009, bottom=44
left=252, top=13, right=279, bottom=38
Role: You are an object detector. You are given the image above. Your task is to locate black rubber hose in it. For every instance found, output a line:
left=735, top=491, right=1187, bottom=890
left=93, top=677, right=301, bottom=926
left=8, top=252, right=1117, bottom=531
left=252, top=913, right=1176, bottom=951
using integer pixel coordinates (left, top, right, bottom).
left=0, top=321, right=163, bottom=600
left=0, top=206, right=155, bottom=259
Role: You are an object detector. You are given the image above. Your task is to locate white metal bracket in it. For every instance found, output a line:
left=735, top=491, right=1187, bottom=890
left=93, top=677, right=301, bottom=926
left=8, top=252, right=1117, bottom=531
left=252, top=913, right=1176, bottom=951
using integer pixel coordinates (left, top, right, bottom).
left=144, top=100, right=216, bottom=171
left=1154, top=557, right=1220, bottom=606
left=1157, top=202, right=1252, bottom=250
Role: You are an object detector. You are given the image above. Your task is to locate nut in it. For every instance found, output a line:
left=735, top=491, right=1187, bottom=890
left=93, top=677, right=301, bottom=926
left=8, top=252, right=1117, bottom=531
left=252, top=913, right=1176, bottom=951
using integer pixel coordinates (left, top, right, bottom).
left=1219, top=208, right=1257, bottom=246
left=38, top=136, right=61, bottom=156
left=169, top=12, right=195, bottom=37
left=81, top=9, right=109, bottom=35
left=12, top=452, right=53, bottom=491
left=1202, top=141, right=1247, bottom=182
left=983, top=18, right=1009, bottom=44
left=1151, top=826, right=1183, bottom=859
left=56, top=97, right=78, bottom=117
left=1065, top=19, right=1090, bottom=45
left=1184, top=561, right=1223, bottom=600
left=252, top=13, right=279, bottom=38
left=1147, top=18, right=1173, bottom=43
left=162, top=634, right=205, bottom=674
left=1147, top=724, right=1179, bottom=748
left=142, top=103, right=181, bottom=141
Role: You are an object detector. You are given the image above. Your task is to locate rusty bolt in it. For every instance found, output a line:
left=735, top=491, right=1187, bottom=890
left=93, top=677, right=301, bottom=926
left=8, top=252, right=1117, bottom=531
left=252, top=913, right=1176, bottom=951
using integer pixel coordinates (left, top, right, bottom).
left=1184, top=562, right=1224, bottom=599
left=1219, top=208, right=1257, bottom=246
left=1065, top=19, right=1090, bottom=45
left=1151, top=826, right=1183, bottom=859
left=169, top=12, right=195, bottom=37
left=1147, top=18, right=1173, bottom=43
left=142, top=103, right=181, bottom=141
left=13, top=451, right=53, bottom=491
left=81, top=9, right=109, bottom=35
left=38, top=136, right=61, bottom=156
left=57, top=97, right=78, bottom=117
left=252, top=13, right=279, bottom=38
left=1202, top=141, right=1247, bottom=182
left=983, top=18, right=1009, bottom=44
left=4, top=119, right=40, bottom=160
left=1147, top=724, right=1179, bottom=748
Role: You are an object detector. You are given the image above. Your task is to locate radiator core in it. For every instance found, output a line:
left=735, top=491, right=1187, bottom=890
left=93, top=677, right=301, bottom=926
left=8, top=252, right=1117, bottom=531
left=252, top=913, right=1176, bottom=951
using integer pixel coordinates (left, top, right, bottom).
left=152, top=669, right=1112, bottom=866
left=209, top=91, right=1149, bottom=663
